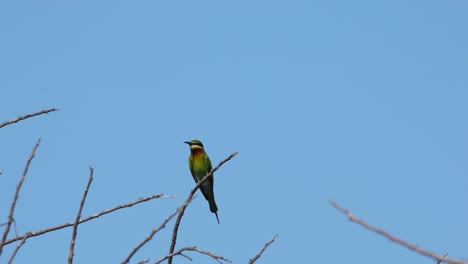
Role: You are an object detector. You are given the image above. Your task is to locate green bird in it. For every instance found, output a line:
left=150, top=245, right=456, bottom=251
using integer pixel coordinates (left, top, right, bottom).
left=184, top=139, right=220, bottom=224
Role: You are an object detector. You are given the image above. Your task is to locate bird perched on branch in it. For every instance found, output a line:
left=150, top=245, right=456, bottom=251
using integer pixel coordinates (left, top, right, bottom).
left=184, top=139, right=220, bottom=224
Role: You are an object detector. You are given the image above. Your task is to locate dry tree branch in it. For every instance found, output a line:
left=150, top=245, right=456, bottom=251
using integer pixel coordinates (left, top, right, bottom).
left=167, top=151, right=239, bottom=264
left=122, top=207, right=180, bottom=264
left=0, top=138, right=41, bottom=256
left=178, top=253, right=191, bottom=261
left=68, top=167, right=94, bottom=264
left=329, top=200, right=468, bottom=264
left=248, top=234, right=278, bottom=264
left=3, top=194, right=175, bottom=246
left=156, top=246, right=232, bottom=264
left=438, top=254, right=450, bottom=264
left=0, top=221, right=17, bottom=236
left=0, top=108, right=59, bottom=129
left=7, top=233, right=30, bottom=264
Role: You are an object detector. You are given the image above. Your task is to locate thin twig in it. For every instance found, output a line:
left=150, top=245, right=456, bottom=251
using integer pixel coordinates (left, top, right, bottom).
left=7, top=233, right=30, bottom=264
left=248, top=234, right=278, bottom=264
left=156, top=246, right=232, bottom=264
left=329, top=200, right=468, bottom=264
left=122, top=208, right=180, bottom=264
left=0, top=220, right=18, bottom=236
left=68, top=167, right=94, bottom=264
left=179, top=253, right=192, bottom=261
left=438, top=254, right=449, bottom=264
left=12, top=220, right=18, bottom=238
left=167, top=151, right=239, bottom=264
left=0, top=108, right=59, bottom=129
left=0, top=139, right=41, bottom=256
left=137, top=259, right=150, bottom=264
left=4, top=194, right=175, bottom=246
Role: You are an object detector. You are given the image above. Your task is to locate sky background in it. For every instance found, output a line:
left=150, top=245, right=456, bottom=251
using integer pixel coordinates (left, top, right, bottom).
left=1, top=1, right=467, bottom=264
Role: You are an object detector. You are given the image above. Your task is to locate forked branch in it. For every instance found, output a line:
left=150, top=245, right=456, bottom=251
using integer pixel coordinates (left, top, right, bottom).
left=68, top=167, right=94, bottom=264
left=248, top=234, right=278, bottom=264
left=0, top=139, right=41, bottom=256
left=156, top=246, right=231, bottom=264
left=329, top=200, right=467, bottom=264
left=122, top=208, right=180, bottom=264
left=3, top=194, right=175, bottom=247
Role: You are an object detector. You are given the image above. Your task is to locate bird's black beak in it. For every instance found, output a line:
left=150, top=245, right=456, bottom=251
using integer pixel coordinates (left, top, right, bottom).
left=184, top=141, right=191, bottom=145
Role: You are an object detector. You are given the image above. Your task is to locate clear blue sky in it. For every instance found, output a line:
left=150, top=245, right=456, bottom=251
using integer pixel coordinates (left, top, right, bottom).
left=1, top=1, right=467, bottom=263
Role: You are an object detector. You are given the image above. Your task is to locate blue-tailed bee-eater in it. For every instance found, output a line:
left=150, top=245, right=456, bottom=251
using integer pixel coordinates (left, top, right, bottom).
left=184, top=140, right=220, bottom=224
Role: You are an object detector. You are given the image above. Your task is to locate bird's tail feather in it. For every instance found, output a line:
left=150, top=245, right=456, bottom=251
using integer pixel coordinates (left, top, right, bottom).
left=214, top=211, right=220, bottom=224
left=209, top=199, right=220, bottom=224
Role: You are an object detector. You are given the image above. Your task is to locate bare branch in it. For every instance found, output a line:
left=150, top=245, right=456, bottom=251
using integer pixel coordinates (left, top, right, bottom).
left=68, top=167, right=94, bottom=264
left=156, top=246, right=232, bottom=264
left=0, top=220, right=17, bottom=236
left=167, top=151, right=239, bottom=264
left=137, top=259, right=150, bottom=264
left=438, top=254, right=450, bottom=264
left=248, top=234, right=278, bottom=264
left=0, top=139, right=41, bottom=256
left=179, top=253, right=192, bottom=261
left=0, top=108, right=59, bottom=129
left=122, top=207, right=180, bottom=264
left=329, top=200, right=468, bottom=264
left=7, top=233, right=30, bottom=264
left=12, top=220, right=18, bottom=238
left=4, top=194, right=175, bottom=246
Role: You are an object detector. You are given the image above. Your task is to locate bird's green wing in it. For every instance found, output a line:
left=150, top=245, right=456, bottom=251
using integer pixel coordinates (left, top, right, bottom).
left=205, top=154, right=212, bottom=172
left=204, top=154, right=214, bottom=185
left=188, top=156, right=197, bottom=183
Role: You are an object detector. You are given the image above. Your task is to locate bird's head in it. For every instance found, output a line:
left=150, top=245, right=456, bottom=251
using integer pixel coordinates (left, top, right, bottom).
left=184, top=139, right=204, bottom=150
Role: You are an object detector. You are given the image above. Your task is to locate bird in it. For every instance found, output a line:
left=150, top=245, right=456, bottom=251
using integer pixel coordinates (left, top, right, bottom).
left=184, top=139, right=220, bottom=224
